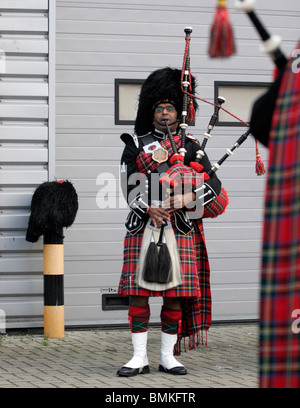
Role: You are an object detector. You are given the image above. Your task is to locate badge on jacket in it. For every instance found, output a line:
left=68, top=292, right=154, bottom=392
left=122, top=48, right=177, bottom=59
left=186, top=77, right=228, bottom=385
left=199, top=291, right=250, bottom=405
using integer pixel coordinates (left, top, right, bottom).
left=143, top=141, right=169, bottom=164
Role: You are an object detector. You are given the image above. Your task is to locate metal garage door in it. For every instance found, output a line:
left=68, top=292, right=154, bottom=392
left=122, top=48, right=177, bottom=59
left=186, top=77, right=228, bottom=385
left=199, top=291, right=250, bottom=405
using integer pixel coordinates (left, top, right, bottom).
left=0, top=0, right=55, bottom=329
left=55, top=0, right=269, bottom=328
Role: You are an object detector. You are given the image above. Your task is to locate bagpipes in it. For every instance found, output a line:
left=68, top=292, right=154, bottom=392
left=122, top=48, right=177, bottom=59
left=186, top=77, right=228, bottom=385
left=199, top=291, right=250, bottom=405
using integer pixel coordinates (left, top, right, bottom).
left=235, top=0, right=288, bottom=70
left=206, top=0, right=290, bottom=169
left=190, top=0, right=296, bottom=177
left=139, top=1, right=287, bottom=287
left=160, top=23, right=265, bottom=204
left=189, top=0, right=293, bottom=205
left=140, top=28, right=230, bottom=287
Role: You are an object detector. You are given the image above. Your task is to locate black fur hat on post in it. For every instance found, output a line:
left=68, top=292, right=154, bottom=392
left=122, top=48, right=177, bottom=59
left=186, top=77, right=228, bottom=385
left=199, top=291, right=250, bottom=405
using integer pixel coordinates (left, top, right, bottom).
left=134, top=66, right=198, bottom=136
left=26, top=180, right=78, bottom=243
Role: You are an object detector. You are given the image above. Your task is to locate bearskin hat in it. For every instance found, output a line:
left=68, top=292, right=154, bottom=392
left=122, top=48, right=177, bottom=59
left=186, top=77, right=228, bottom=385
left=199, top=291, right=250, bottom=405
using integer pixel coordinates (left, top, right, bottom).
left=26, top=180, right=78, bottom=243
left=134, top=67, right=198, bottom=136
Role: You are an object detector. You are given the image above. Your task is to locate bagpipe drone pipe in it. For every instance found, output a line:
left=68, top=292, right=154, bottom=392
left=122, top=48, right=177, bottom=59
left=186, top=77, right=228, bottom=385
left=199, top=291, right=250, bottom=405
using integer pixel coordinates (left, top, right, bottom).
left=235, top=0, right=288, bottom=70
left=233, top=0, right=289, bottom=146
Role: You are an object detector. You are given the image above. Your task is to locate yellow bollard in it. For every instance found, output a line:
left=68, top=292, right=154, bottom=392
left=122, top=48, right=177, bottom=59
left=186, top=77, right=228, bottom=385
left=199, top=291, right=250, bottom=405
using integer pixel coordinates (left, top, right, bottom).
left=25, top=180, right=78, bottom=338
left=43, top=229, right=64, bottom=338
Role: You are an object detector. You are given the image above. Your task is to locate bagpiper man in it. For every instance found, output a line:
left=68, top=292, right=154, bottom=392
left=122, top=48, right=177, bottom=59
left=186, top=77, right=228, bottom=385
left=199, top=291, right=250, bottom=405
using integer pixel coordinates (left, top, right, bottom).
left=117, top=66, right=228, bottom=377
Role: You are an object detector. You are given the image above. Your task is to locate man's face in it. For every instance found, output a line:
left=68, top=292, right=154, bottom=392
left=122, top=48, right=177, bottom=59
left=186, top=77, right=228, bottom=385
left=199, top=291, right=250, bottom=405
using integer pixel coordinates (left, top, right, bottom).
left=153, top=103, right=178, bottom=133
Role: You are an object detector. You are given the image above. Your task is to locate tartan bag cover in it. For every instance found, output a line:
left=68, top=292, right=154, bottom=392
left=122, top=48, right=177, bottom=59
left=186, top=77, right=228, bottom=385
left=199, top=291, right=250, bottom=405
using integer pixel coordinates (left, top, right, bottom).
left=260, top=51, right=300, bottom=388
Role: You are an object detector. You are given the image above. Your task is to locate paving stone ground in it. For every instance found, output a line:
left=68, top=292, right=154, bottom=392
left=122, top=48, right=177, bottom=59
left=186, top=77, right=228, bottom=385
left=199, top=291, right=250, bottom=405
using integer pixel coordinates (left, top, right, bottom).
left=0, top=322, right=258, bottom=389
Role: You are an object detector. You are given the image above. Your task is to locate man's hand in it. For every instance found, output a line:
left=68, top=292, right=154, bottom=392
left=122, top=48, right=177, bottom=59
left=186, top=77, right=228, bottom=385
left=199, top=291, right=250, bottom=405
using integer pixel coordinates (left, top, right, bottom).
left=148, top=207, right=170, bottom=228
left=164, top=192, right=196, bottom=213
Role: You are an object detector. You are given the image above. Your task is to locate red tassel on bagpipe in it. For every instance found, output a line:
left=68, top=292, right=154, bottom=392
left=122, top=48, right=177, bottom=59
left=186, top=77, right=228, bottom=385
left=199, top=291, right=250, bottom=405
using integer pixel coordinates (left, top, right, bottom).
left=189, top=162, right=203, bottom=174
left=187, top=98, right=196, bottom=124
left=255, top=139, right=266, bottom=176
left=208, top=0, right=236, bottom=58
left=170, top=154, right=184, bottom=165
left=190, top=162, right=210, bottom=182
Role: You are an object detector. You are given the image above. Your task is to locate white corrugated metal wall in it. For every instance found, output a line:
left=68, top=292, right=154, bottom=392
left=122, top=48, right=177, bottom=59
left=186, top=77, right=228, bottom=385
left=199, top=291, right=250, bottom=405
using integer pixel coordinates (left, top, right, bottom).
left=55, top=0, right=300, bottom=327
left=1, top=0, right=299, bottom=329
left=0, top=0, right=55, bottom=329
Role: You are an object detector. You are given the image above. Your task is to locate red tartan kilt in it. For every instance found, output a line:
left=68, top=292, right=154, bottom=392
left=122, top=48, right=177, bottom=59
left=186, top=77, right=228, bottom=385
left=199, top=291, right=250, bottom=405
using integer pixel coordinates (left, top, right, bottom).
left=118, top=221, right=207, bottom=298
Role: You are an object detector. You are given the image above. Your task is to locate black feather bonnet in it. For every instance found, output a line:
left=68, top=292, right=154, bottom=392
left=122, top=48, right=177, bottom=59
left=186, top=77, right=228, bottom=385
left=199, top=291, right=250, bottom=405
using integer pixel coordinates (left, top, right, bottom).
left=134, top=67, right=198, bottom=136
left=26, top=180, right=78, bottom=243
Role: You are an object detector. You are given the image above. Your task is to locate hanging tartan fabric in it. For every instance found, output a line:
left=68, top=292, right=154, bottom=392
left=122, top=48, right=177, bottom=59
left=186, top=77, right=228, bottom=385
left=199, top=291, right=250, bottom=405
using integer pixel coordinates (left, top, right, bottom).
left=260, top=49, right=300, bottom=388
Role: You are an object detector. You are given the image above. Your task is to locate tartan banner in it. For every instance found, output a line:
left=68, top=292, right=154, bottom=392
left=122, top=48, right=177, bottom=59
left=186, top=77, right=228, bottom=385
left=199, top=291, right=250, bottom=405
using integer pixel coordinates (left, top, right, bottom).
left=260, top=52, right=300, bottom=388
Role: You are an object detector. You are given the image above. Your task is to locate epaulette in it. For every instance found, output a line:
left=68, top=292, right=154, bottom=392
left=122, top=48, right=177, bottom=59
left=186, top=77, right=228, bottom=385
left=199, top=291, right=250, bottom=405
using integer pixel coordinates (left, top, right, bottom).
left=120, top=133, right=139, bottom=148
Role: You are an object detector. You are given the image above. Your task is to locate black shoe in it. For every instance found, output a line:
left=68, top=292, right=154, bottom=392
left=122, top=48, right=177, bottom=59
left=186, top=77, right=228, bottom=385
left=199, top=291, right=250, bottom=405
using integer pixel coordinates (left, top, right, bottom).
left=117, top=365, right=150, bottom=377
left=158, top=364, right=187, bottom=375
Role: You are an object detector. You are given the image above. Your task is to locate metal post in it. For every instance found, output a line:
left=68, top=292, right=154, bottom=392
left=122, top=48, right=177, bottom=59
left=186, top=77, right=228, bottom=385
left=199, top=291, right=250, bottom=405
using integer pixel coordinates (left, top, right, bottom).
left=43, top=228, right=64, bottom=338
